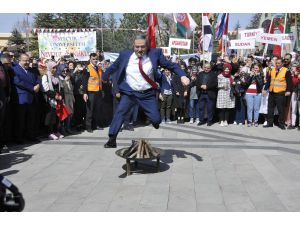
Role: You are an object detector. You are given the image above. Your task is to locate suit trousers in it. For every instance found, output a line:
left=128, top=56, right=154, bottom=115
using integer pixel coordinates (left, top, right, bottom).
left=109, top=89, right=160, bottom=138
left=199, top=94, right=215, bottom=122
left=85, top=91, right=103, bottom=130
left=15, top=103, right=37, bottom=141
left=267, top=92, right=286, bottom=126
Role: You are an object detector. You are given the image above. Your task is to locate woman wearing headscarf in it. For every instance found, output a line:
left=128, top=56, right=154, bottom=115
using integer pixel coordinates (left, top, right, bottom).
left=216, top=63, right=235, bottom=126
left=42, top=60, right=64, bottom=140
left=59, top=67, right=75, bottom=134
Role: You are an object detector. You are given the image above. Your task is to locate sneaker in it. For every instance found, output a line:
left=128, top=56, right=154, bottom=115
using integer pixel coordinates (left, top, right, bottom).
left=189, top=118, right=193, bottom=124
left=238, top=123, right=243, bottom=126
left=254, top=122, right=259, bottom=127
left=49, top=133, right=59, bottom=140
left=223, top=121, right=228, bottom=126
left=162, top=119, right=166, bottom=124
left=247, top=122, right=252, bottom=127
left=195, top=118, right=200, bottom=124
left=1, top=145, right=9, bottom=153
left=55, top=132, right=64, bottom=139
left=220, top=121, right=224, bottom=127
left=233, top=121, right=237, bottom=125
left=263, top=121, right=268, bottom=126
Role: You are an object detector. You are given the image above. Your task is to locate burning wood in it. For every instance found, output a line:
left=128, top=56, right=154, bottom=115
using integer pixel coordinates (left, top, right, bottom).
left=121, top=139, right=160, bottom=159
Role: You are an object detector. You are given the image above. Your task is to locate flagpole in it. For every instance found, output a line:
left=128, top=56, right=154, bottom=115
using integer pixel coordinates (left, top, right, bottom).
left=263, top=15, right=274, bottom=57
left=156, top=14, right=163, bottom=47
left=282, top=13, right=288, bottom=57
left=296, top=14, right=299, bottom=51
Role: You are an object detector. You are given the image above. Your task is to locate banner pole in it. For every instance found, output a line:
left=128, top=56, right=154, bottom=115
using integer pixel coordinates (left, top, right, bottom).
left=263, top=15, right=274, bottom=57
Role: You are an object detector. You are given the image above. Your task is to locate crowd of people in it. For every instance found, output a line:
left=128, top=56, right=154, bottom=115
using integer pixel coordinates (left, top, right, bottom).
left=1, top=44, right=300, bottom=152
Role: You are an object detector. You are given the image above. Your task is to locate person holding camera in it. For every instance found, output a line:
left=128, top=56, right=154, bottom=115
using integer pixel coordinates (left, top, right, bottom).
left=244, top=64, right=264, bottom=127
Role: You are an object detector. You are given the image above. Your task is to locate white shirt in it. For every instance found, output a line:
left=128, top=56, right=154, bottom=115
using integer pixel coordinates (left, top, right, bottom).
left=125, top=53, right=154, bottom=91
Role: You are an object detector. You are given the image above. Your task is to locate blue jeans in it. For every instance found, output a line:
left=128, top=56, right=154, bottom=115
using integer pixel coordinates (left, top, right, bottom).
left=188, top=99, right=200, bottom=119
left=235, top=96, right=246, bottom=124
left=245, top=94, right=262, bottom=122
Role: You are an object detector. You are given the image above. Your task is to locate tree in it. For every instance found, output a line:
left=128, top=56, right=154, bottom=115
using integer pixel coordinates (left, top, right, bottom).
left=113, top=13, right=147, bottom=51
left=8, top=28, right=25, bottom=45
left=34, top=13, right=57, bottom=28
left=246, top=13, right=262, bottom=29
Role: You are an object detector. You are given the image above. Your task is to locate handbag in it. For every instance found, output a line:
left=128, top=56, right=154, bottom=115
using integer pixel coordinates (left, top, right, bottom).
left=56, top=101, right=71, bottom=121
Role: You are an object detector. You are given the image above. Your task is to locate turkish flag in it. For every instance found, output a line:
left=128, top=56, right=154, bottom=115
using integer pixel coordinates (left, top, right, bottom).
left=147, top=13, right=158, bottom=48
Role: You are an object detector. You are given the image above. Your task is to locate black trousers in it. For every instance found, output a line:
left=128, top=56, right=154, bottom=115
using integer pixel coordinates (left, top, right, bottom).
left=219, top=108, right=231, bottom=122
left=73, top=94, right=85, bottom=128
left=267, top=92, right=286, bottom=126
left=86, top=91, right=103, bottom=130
left=15, top=103, right=37, bottom=141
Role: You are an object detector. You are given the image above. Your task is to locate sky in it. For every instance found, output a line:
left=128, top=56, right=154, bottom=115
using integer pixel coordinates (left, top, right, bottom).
left=0, top=13, right=254, bottom=33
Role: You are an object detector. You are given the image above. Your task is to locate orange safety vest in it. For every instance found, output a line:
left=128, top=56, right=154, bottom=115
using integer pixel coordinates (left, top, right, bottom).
left=269, top=67, right=287, bottom=93
left=87, top=64, right=102, bottom=92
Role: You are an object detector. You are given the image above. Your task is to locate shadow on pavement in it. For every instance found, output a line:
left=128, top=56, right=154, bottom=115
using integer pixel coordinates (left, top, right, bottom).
left=0, top=149, right=33, bottom=172
left=117, top=149, right=203, bottom=178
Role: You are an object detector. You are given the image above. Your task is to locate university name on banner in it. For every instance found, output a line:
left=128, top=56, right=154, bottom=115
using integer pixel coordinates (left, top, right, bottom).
left=38, top=31, right=96, bottom=61
left=256, top=33, right=282, bottom=45
left=239, top=28, right=263, bottom=40
left=160, top=47, right=171, bottom=56
left=169, top=38, right=191, bottom=50
left=229, top=40, right=256, bottom=49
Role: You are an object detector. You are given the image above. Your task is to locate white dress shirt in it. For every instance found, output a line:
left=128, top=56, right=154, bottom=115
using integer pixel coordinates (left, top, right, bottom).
left=125, top=53, right=154, bottom=91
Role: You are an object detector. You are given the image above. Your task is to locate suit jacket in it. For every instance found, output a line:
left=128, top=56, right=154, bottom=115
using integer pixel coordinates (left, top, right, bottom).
left=196, top=71, right=218, bottom=99
left=12, top=64, right=40, bottom=104
left=103, top=48, right=186, bottom=95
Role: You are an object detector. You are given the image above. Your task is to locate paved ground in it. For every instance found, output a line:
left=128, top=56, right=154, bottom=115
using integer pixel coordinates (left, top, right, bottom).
left=1, top=122, right=300, bottom=212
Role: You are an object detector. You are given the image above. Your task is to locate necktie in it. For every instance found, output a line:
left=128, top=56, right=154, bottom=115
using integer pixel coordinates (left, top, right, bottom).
left=138, top=57, right=158, bottom=89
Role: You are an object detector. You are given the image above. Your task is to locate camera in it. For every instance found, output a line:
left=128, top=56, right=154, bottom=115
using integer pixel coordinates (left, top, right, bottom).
left=0, top=175, right=25, bottom=212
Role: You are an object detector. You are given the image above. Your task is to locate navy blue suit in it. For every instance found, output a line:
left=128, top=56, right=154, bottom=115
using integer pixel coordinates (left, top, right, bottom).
left=12, top=64, right=40, bottom=141
left=103, top=48, right=186, bottom=138
left=13, top=64, right=40, bottom=104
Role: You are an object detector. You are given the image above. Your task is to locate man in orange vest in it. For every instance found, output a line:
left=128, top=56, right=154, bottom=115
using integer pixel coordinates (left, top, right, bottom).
left=263, top=58, right=292, bottom=130
left=82, top=53, right=103, bottom=133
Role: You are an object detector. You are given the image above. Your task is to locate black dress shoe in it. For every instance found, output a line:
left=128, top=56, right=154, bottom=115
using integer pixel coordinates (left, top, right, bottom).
left=287, top=126, right=296, bottom=130
left=197, top=121, right=206, bottom=126
left=87, top=128, right=93, bottom=133
left=27, top=137, right=40, bottom=143
left=207, top=122, right=213, bottom=126
left=263, top=124, right=273, bottom=128
left=152, top=123, right=159, bottom=129
left=278, top=125, right=286, bottom=130
left=104, top=137, right=117, bottom=148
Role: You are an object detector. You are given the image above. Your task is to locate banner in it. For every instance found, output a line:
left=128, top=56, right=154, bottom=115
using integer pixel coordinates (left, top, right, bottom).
left=239, top=28, right=263, bottom=40
left=229, top=40, right=256, bottom=49
left=38, top=31, right=96, bottom=61
left=169, top=38, right=191, bottom=50
left=280, top=33, right=295, bottom=44
left=256, top=33, right=282, bottom=45
left=160, top=47, right=171, bottom=56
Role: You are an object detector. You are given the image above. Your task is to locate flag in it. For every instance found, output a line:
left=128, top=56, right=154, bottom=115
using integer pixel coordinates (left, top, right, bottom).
left=216, top=13, right=229, bottom=55
left=147, top=13, right=158, bottom=48
left=173, top=13, right=197, bottom=37
left=202, top=13, right=213, bottom=52
left=215, top=13, right=229, bottom=40
left=272, top=17, right=285, bottom=57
